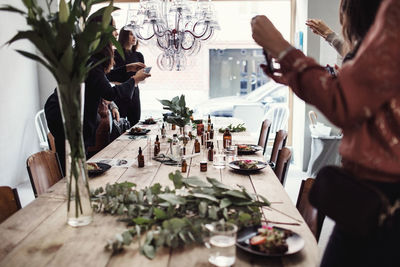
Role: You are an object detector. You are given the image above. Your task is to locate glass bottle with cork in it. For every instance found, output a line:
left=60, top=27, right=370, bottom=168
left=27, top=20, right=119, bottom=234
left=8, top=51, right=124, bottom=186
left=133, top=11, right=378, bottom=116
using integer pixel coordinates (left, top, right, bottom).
left=161, top=123, right=166, bottom=138
left=194, top=139, right=200, bottom=153
left=154, top=135, right=160, bottom=156
left=181, top=158, right=187, bottom=173
left=223, top=128, right=232, bottom=149
left=208, top=142, right=214, bottom=161
left=138, top=147, right=144, bottom=167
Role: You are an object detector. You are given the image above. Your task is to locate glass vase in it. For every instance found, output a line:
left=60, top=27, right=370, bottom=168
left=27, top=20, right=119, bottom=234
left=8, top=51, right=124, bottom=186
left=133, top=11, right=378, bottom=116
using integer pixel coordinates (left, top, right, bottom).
left=57, top=83, right=93, bottom=227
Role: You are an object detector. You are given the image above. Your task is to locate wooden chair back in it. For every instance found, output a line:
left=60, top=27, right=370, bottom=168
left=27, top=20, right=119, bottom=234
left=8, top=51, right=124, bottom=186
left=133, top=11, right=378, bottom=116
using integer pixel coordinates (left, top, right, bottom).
left=269, top=130, right=288, bottom=165
left=47, top=132, right=56, bottom=152
left=274, top=147, right=291, bottom=185
left=257, top=119, right=271, bottom=155
left=87, top=100, right=110, bottom=156
left=296, top=178, right=325, bottom=241
left=26, top=150, right=63, bottom=197
left=0, top=186, right=22, bottom=223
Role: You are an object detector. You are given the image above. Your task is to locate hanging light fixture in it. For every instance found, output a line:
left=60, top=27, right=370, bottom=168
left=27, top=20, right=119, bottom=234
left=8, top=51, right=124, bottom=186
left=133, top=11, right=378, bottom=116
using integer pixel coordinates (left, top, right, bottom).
left=124, top=0, right=220, bottom=71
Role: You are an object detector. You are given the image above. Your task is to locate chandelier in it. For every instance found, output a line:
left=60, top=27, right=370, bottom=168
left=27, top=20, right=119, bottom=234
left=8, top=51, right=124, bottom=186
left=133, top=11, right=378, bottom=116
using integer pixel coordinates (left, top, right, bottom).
left=124, top=0, right=220, bottom=71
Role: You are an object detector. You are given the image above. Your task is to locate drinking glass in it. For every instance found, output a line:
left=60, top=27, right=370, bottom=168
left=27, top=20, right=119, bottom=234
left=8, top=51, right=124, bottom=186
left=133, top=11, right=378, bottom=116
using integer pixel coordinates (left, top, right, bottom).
left=205, top=222, right=238, bottom=267
left=213, top=149, right=226, bottom=169
left=225, top=145, right=237, bottom=164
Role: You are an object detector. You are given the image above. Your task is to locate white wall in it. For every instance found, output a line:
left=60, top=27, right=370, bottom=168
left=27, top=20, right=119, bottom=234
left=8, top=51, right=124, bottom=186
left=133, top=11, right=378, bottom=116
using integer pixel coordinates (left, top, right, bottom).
left=0, top=0, right=40, bottom=187
left=292, top=0, right=341, bottom=171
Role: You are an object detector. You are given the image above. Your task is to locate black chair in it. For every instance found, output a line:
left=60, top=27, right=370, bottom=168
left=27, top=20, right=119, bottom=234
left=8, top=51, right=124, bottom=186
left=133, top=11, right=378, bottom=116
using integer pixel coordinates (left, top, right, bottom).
left=269, top=129, right=288, bottom=169
left=274, top=147, right=291, bottom=186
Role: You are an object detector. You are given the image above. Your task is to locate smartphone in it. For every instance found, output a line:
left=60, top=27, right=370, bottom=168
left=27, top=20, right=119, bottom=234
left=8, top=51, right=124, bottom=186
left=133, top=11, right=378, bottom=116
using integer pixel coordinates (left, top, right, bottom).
left=143, top=67, right=152, bottom=74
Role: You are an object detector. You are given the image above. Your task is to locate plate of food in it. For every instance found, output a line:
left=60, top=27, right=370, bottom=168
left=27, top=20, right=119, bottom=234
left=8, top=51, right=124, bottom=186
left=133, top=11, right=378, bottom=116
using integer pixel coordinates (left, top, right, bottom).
left=87, top=162, right=111, bottom=177
left=142, top=118, right=157, bottom=125
left=127, top=127, right=151, bottom=135
left=236, top=225, right=304, bottom=256
left=237, top=144, right=263, bottom=155
left=228, top=159, right=267, bottom=172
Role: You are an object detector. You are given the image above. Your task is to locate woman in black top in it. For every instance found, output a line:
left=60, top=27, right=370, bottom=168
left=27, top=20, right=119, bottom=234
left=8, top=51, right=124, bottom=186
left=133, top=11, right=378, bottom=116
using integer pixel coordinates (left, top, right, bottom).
left=44, top=19, right=151, bottom=173
left=113, top=28, right=145, bottom=126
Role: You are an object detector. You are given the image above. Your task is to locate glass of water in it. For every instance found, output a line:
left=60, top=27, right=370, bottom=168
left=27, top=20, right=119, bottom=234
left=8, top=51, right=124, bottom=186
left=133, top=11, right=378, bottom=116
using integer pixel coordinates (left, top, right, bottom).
left=213, top=149, right=226, bottom=169
left=206, top=222, right=238, bottom=267
left=225, top=145, right=237, bottom=164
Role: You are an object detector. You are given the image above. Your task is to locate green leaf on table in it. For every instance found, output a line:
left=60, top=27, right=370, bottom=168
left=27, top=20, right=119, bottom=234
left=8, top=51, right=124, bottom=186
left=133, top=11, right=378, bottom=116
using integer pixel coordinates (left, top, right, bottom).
left=192, top=193, right=218, bottom=202
left=222, top=190, right=248, bottom=199
left=154, top=207, right=167, bottom=220
left=162, top=218, right=187, bottom=233
left=219, top=198, right=232, bottom=209
left=208, top=206, right=218, bottom=220
left=158, top=194, right=186, bottom=205
left=239, top=212, right=252, bottom=224
left=258, top=194, right=271, bottom=206
left=183, top=177, right=211, bottom=188
left=207, top=177, right=233, bottom=190
left=169, top=171, right=183, bottom=189
left=142, top=244, right=156, bottom=259
left=151, top=183, right=162, bottom=195
left=133, top=217, right=153, bottom=225
left=199, top=201, right=207, bottom=217
left=122, top=231, right=133, bottom=245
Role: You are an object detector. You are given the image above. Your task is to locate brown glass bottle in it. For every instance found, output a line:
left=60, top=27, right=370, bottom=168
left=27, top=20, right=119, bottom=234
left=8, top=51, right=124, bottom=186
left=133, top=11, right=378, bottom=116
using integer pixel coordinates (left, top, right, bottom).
left=200, top=161, right=207, bottom=172
left=138, top=147, right=144, bottom=167
left=207, top=115, right=211, bottom=132
left=181, top=159, right=187, bottom=173
left=161, top=124, right=166, bottom=138
left=194, top=139, right=200, bottom=153
left=154, top=135, right=160, bottom=156
left=223, top=128, right=232, bottom=148
left=209, top=123, right=214, bottom=139
left=208, top=143, right=214, bottom=161
left=172, top=124, right=176, bottom=130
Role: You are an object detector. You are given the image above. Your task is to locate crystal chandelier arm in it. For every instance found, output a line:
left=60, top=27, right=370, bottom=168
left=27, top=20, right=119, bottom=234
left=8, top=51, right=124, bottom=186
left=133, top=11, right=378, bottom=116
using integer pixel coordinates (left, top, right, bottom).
left=153, top=23, right=171, bottom=38
left=135, top=29, right=156, bottom=41
left=185, top=22, right=210, bottom=38
left=200, top=27, right=214, bottom=41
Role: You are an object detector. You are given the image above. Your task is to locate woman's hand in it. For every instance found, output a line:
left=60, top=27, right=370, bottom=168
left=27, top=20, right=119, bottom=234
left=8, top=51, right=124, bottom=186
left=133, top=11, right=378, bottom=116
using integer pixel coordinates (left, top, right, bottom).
left=111, top=107, right=120, bottom=122
left=126, top=62, right=146, bottom=72
left=251, top=15, right=291, bottom=58
left=132, top=69, right=151, bottom=84
left=306, top=19, right=333, bottom=39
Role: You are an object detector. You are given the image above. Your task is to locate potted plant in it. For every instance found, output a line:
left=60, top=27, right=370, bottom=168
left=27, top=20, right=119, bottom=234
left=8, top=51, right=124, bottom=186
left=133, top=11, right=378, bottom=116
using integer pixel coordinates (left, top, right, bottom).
left=159, top=95, right=193, bottom=141
left=0, top=0, right=123, bottom=226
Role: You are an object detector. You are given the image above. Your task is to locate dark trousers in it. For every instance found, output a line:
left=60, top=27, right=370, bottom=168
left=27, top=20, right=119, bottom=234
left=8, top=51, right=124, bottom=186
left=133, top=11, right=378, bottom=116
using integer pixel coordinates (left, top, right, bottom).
left=320, top=180, right=400, bottom=267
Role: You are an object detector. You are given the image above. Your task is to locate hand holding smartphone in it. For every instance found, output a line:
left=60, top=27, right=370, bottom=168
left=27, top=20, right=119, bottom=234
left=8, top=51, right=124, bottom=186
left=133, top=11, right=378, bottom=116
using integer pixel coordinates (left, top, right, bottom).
left=143, top=67, right=152, bottom=74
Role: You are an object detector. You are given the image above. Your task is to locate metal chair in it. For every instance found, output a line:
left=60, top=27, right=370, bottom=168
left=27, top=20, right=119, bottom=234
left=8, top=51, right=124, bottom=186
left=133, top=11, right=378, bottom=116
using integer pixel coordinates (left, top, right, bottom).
left=274, top=147, right=292, bottom=186
left=296, top=178, right=325, bottom=241
left=257, top=119, right=271, bottom=155
left=264, top=105, right=289, bottom=141
left=35, top=109, right=50, bottom=150
left=0, top=186, right=22, bottom=223
left=26, top=150, right=64, bottom=197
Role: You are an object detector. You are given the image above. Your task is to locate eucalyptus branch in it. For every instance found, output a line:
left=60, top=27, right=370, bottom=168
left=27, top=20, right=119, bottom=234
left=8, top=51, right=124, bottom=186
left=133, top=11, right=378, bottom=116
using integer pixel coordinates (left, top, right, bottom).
left=92, top=171, right=270, bottom=259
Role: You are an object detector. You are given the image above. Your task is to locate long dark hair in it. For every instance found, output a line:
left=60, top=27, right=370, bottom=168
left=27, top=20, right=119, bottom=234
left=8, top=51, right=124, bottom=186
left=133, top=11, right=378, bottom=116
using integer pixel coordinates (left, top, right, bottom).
left=118, top=28, right=138, bottom=53
left=340, top=0, right=382, bottom=46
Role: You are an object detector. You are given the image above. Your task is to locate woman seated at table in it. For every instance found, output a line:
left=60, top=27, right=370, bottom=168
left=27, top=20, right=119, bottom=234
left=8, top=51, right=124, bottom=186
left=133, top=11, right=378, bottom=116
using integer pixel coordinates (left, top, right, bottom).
left=112, top=28, right=145, bottom=126
left=44, top=17, right=151, bottom=173
left=251, top=0, right=399, bottom=266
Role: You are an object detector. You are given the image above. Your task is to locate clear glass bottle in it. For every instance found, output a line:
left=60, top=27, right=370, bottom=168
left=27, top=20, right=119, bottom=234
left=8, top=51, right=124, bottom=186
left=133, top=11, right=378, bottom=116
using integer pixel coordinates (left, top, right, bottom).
left=170, top=134, right=181, bottom=162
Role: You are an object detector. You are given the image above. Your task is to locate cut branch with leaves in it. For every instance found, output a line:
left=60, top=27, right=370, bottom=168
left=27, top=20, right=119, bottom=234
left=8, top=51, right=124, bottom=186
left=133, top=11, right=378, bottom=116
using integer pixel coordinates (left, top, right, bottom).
left=158, top=95, right=193, bottom=128
left=92, top=171, right=270, bottom=259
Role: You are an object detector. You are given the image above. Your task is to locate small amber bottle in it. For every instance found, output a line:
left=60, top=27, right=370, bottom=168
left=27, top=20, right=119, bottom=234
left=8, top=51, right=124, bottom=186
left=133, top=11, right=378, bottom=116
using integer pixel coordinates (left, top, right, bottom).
left=154, top=135, right=160, bottom=156
left=208, top=143, right=214, bottom=161
left=194, top=139, right=200, bottom=153
left=172, top=124, right=176, bottom=130
left=181, top=159, right=187, bottom=173
left=161, top=124, right=166, bottom=138
left=200, top=160, right=207, bottom=172
left=209, top=123, right=214, bottom=139
left=223, top=128, right=232, bottom=148
left=138, top=147, right=144, bottom=167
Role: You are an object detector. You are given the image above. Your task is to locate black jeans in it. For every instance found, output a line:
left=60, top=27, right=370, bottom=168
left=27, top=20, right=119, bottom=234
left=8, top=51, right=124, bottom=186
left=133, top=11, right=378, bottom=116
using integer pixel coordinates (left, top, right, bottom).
left=321, top=180, right=400, bottom=267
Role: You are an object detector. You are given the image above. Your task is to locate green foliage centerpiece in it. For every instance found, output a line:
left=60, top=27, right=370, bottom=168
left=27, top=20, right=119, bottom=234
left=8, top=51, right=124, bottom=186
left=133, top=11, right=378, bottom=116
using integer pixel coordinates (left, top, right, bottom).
left=0, top=0, right=122, bottom=226
left=159, top=95, right=193, bottom=134
left=92, top=171, right=270, bottom=259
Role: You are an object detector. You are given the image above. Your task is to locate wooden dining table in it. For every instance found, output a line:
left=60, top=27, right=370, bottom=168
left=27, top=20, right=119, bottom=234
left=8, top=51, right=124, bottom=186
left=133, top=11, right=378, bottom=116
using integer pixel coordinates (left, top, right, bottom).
left=0, top=122, right=320, bottom=267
